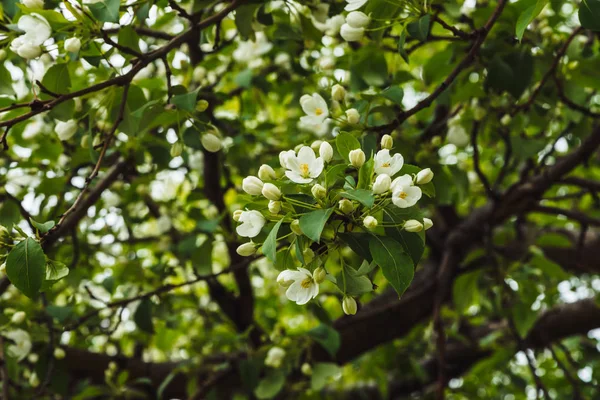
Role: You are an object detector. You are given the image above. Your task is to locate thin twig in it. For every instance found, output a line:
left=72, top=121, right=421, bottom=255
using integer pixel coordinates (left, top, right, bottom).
left=470, top=120, right=495, bottom=199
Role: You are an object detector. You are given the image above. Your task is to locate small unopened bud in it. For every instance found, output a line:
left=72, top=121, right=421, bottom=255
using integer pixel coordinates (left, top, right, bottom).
left=363, top=216, right=378, bottom=230
left=372, top=174, right=391, bottom=194
left=29, top=372, right=39, bottom=387
left=11, top=311, right=26, bottom=324
left=258, top=164, right=277, bottom=181
left=404, top=219, right=423, bottom=232
left=268, top=200, right=281, bottom=214
left=331, top=84, right=346, bottom=102
left=311, top=140, right=323, bottom=152
left=303, top=248, right=315, bottom=264
left=0, top=50, right=7, bottom=61
left=196, top=99, right=209, bottom=112
left=381, top=134, right=393, bottom=150
left=311, top=184, right=327, bottom=199
left=64, top=37, right=81, bottom=53
left=53, top=348, right=66, bottom=360
left=416, top=168, right=434, bottom=185
left=342, top=296, right=357, bottom=315
left=339, top=199, right=354, bottom=214
left=349, top=149, right=365, bottom=168
left=201, top=133, right=222, bottom=153
left=319, top=142, right=334, bottom=163
left=500, top=114, right=512, bottom=126
left=262, top=183, right=281, bottom=201
left=346, top=11, right=371, bottom=28
left=291, top=219, right=303, bottom=236
left=301, top=362, right=313, bottom=376
left=233, top=210, right=243, bottom=222
left=423, top=218, right=433, bottom=230
left=170, top=142, right=183, bottom=157
left=236, top=242, right=256, bottom=257
left=346, top=108, right=360, bottom=124
left=242, top=176, right=264, bottom=196
left=313, top=267, right=326, bottom=284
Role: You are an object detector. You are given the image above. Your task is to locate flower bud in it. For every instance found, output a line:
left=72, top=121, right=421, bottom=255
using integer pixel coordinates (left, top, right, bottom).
left=27, top=353, right=39, bottom=364
left=331, top=84, right=346, bottom=102
left=233, top=210, right=243, bottom=222
left=349, top=149, right=365, bottom=168
left=236, top=242, right=256, bottom=257
left=196, top=99, right=209, bottom=112
left=423, top=217, right=433, bottom=230
left=201, top=133, right=222, bottom=153
left=311, top=140, right=323, bottom=152
left=372, top=174, right=391, bottom=194
left=268, top=200, right=281, bottom=214
left=262, top=183, right=281, bottom=201
left=381, top=134, right=393, bottom=150
left=17, top=43, right=42, bottom=59
left=342, top=296, right=357, bottom=315
left=258, top=164, right=276, bottom=180
left=0, top=50, right=7, bottom=61
left=347, top=11, right=370, bottom=28
left=55, top=120, right=78, bottom=141
left=242, top=176, right=264, bottom=196
left=193, top=66, right=206, bottom=82
left=170, top=142, right=183, bottom=157
left=340, top=23, right=364, bottom=41
left=265, top=347, right=286, bottom=368
left=311, top=183, right=327, bottom=199
left=301, top=363, right=313, bottom=376
left=346, top=108, right=360, bottom=124
left=500, top=114, right=512, bottom=126
left=446, top=125, right=469, bottom=148
left=29, top=372, right=39, bottom=387
left=404, top=219, right=423, bottom=232
left=313, top=267, right=326, bottom=284
left=53, top=348, right=66, bottom=360
left=22, top=0, right=44, bottom=8
left=303, top=248, right=315, bottom=264
left=416, top=168, right=434, bottom=185
left=431, top=136, right=442, bottom=146
left=291, top=219, right=303, bottom=236
left=319, top=141, right=334, bottom=163
left=11, top=311, right=25, bottom=324
left=363, top=216, right=378, bottom=230
left=64, top=37, right=81, bottom=53
left=279, top=150, right=293, bottom=168
left=338, top=199, right=354, bottom=214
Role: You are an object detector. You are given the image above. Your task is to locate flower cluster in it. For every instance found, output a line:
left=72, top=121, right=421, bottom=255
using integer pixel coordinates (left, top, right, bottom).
left=233, top=121, right=434, bottom=315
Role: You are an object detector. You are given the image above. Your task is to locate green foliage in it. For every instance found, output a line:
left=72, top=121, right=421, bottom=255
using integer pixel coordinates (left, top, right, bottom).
left=6, top=238, right=45, bottom=298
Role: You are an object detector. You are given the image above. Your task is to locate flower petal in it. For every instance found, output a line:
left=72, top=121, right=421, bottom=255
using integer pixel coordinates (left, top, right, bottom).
left=286, top=170, right=313, bottom=184
left=297, top=146, right=316, bottom=165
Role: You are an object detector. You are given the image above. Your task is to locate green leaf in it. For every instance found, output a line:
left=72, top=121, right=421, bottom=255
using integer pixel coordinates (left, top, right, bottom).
left=407, top=14, right=431, bottom=42
left=254, top=370, right=285, bottom=399
left=311, top=363, right=341, bottom=390
left=357, top=158, right=374, bottom=190
left=117, top=25, right=141, bottom=55
left=0, top=64, right=14, bottom=96
left=339, top=232, right=372, bottom=262
left=239, top=357, right=262, bottom=392
left=45, top=260, right=69, bottom=281
left=380, top=86, right=404, bottom=105
left=335, top=132, right=361, bottom=163
left=398, top=30, right=409, bottom=63
left=511, top=301, right=538, bottom=338
left=579, top=0, right=600, bottom=31
left=453, top=270, right=481, bottom=314
left=6, top=238, right=46, bottom=299
left=516, top=0, right=548, bottom=41
left=41, top=64, right=71, bottom=95
left=299, top=208, right=334, bottom=243
left=485, top=50, right=534, bottom=98
left=235, top=4, right=260, bottom=40
left=382, top=206, right=425, bottom=265
left=46, top=305, right=74, bottom=324
left=340, top=189, right=375, bottom=208
left=337, top=266, right=373, bottom=296
left=192, top=239, right=213, bottom=275
left=308, top=324, right=340, bottom=357
left=263, top=218, right=284, bottom=262
left=134, top=299, right=155, bottom=334
left=171, top=87, right=200, bottom=112
left=30, top=218, right=55, bottom=234
left=88, top=0, right=121, bottom=23
left=369, top=236, right=414, bottom=297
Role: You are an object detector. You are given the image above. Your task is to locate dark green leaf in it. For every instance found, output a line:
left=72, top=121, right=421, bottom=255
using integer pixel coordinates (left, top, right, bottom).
left=171, top=88, right=200, bottom=112
left=235, top=4, right=260, bottom=40
left=339, top=232, right=372, bottom=262
left=380, top=86, right=404, bottom=105
left=335, top=132, right=361, bottom=163
left=369, top=236, right=414, bottom=297
left=308, top=324, right=340, bottom=357
left=516, top=0, right=548, bottom=41
left=6, top=238, right=46, bottom=298
left=453, top=270, right=481, bottom=314
left=263, top=218, right=284, bottom=262
left=88, top=0, right=121, bottom=23
left=579, top=0, right=600, bottom=31
left=0, top=65, right=14, bottom=96
left=311, top=363, right=341, bottom=390
left=134, top=299, right=155, bottom=334
left=30, top=218, right=55, bottom=234
left=407, top=14, right=430, bottom=42
left=299, top=208, right=334, bottom=243
left=254, top=370, right=285, bottom=399
left=340, top=189, right=374, bottom=208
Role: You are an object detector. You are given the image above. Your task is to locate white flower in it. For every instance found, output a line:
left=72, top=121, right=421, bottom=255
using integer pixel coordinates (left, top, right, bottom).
left=340, top=23, right=364, bottom=41
left=55, top=120, right=78, bottom=141
left=201, top=133, right=222, bottom=152
left=404, top=219, right=423, bottom=232
left=325, top=15, right=345, bottom=36
left=284, top=146, right=324, bottom=184
left=363, top=216, right=378, bottom=230
left=372, top=174, right=391, bottom=194
left=416, top=168, right=434, bottom=185
left=319, top=141, right=333, bottom=163
left=391, top=175, right=422, bottom=208
left=300, top=93, right=329, bottom=122
left=258, top=164, right=276, bottom=180
left=242, top=176, right=264, bottom=195
left=423, top=217, right=433, bottom=230
left=236, top=242, right=256, bottom=256
left=346, top=11, right=370, bottom=28
left=346, top=108, right=360, bottom=124
left=22, top=0, right=44, bottom=8
left=262, top=183, right=281, bottom=201
left=374, top=149, right=404, bottom=176
left=279, top=150, right=296, bottom=169
left=265, top=347, right=286, bottom=368
left=342, top=296, right=357, bottom=315
left=447, top=125, right=469, bottom=147
left=64, top=37, right=81, bottom=53
left=349, top=149, right=365, bottom=168
left=236, top=210, right=265, bottom=238
left=345, top=0, right=368, bottom=11
left=277, top=268, right=319, bottom=305
left=11, top=14, right=51, bottom=59
left=299, top=116, right=330, bottom=137
left=232, top=32, right=273, bottom=64
left=4, top=329, right=32, bottom=361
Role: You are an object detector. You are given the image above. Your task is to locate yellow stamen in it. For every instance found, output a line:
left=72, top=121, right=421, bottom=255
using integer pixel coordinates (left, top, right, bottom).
left=315, top=108, right=323, bottom=116
left=300, top=163, right=310, bottom=178
left=301, top=277, right=313, bottom=288
left=382, top=162, right=390, bottom=168
left=398, top=191, right=408, bottom=199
